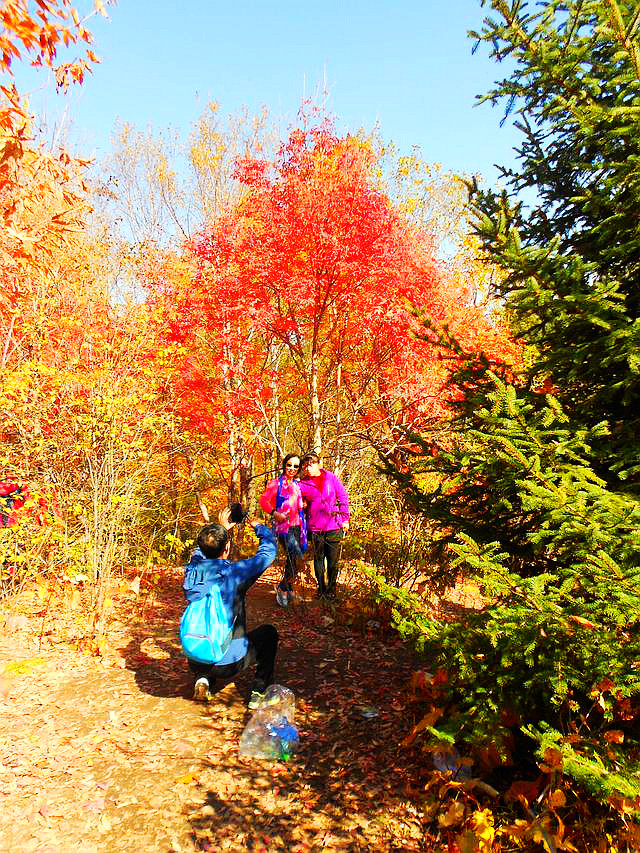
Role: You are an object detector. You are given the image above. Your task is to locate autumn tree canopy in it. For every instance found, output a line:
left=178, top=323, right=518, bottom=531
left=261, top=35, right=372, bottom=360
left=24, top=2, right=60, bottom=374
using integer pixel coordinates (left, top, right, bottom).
left=147, top=124, right=514, bottom=506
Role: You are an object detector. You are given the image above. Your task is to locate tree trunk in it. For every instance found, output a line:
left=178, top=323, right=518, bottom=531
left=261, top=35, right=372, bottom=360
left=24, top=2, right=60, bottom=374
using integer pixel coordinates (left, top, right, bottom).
left=184, top=449, right=210, bottom=522
left=310, top=356, right=322, bottom=452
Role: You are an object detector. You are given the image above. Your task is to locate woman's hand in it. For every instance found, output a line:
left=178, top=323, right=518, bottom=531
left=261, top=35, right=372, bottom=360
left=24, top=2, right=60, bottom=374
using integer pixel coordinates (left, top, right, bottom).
left=273, top=510, right=287, bottom=523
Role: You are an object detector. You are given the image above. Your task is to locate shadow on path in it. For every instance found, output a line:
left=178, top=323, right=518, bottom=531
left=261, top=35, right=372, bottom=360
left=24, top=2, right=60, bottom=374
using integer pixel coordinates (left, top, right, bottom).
left=0, top=566, right=424, bottom=852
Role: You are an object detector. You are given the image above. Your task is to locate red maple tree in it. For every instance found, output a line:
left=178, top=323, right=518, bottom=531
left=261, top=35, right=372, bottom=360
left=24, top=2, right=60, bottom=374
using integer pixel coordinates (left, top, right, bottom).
left=150, top=124, right=516, bottom=490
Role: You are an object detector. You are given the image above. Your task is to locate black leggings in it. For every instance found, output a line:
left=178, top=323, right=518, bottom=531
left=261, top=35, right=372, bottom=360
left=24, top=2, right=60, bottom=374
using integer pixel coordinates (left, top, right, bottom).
left=188, top=624, right=278, bottom=693
left=312, top=529, right=344, bottom=596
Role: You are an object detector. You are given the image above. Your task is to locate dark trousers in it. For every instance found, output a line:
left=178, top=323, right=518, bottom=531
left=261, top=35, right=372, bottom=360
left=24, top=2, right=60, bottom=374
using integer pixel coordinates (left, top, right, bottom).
left=188, top=624, right=278, bottom=694
left=311, top=529, right=344, bottom=596
left=277, top=526, right=302, bottom=592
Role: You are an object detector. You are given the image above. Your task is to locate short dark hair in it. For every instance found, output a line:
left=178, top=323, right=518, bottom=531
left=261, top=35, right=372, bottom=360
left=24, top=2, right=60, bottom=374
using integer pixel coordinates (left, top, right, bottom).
left=281, top=452, right=301, bottom=475
left=300, top=452, right=320, bottom=466
left=197, top=523, right=229, bottom=559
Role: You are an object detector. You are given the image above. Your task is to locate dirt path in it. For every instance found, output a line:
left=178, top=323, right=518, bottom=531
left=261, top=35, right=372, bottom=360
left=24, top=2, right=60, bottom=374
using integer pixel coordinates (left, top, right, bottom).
left=0, top=568, right=425, bottom=852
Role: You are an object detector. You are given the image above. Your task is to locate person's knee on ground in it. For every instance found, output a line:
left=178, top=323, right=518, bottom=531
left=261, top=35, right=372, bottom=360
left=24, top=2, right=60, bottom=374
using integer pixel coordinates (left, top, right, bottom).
left=248, top=623, right=278, bottom=693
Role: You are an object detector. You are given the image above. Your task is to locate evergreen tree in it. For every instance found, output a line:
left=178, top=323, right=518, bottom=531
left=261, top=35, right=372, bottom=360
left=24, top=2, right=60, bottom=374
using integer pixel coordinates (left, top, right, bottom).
left=471, top=0, right=640, bottom=486
left=379, top=0, right=640, bottom=816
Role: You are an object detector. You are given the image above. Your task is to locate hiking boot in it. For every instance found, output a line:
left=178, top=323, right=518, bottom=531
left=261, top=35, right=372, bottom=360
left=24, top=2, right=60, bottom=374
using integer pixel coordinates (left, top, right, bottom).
left=275, top=584, right=288, bottom=608
left=193, top=677, right=210, bottom=702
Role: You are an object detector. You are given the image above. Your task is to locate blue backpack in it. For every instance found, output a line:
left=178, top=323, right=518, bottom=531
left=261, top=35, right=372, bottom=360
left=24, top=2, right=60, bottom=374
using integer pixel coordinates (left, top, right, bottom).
left=180, top=585, right=235, bottom=664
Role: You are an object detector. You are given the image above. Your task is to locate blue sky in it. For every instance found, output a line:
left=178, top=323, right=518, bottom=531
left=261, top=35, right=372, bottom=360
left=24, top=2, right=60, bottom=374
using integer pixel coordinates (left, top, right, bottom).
left=17, top=0, right=521, bottom=184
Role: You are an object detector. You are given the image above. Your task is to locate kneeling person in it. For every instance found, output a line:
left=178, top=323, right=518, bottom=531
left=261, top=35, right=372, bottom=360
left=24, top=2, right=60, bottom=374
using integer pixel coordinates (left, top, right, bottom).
left=182, top=508, right=278, bottom=708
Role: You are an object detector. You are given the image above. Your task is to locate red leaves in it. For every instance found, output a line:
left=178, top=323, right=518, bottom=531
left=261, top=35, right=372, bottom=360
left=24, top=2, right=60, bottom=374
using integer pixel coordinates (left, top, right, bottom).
left=232, top=156, right=270, bottom=187
left=144, top=118, right=517, bottom=499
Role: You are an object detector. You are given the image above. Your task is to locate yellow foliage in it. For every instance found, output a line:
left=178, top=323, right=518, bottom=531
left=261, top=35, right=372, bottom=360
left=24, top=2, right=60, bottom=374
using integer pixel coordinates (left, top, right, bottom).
left=438, top=800, right=466, bottom=827
left=470, top=808, right=495, bottom=851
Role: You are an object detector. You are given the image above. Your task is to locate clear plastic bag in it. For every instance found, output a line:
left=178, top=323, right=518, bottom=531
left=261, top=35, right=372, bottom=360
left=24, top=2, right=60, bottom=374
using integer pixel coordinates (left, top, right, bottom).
left=238, top=710, right=299, bottom=760
left=238, top=685, right=299, bottom=761
left=253, top=684, right=295, bottom=721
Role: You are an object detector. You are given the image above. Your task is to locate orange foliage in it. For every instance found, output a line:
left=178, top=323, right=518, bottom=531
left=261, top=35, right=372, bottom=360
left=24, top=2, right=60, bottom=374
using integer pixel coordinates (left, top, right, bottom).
left=150, top=124, right=516, bottom=460
left=1, top=0, right=105, bottom=356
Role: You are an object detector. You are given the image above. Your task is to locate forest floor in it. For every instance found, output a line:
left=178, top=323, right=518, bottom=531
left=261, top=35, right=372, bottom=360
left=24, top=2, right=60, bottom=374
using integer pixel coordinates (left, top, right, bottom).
left=0, top=561, right=438, bottom=853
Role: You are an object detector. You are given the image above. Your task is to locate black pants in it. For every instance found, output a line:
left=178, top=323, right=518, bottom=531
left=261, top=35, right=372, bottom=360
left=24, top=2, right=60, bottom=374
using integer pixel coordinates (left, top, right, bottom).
left=188, top=624, right=278, bottom=694
left=277, top=526, right=301, bottom=592
left=312, top=529, right=344, bottom=596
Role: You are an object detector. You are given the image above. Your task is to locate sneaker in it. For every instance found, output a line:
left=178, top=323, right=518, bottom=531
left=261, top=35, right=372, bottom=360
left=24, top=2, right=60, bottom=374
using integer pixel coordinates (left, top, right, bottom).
left=193, top=677, right=210, bottom=702
left=275, top=584, right=288, bottom=608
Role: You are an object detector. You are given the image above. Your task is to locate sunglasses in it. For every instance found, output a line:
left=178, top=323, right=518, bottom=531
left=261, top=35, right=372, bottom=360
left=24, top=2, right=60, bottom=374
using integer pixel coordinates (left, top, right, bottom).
left=285, top=463, right=300, bottom=469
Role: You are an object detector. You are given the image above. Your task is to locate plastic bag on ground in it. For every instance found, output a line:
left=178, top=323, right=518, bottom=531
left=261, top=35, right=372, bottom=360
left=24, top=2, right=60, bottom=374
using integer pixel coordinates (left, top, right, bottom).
left=238, top=710, right=299, bottom=760
left=253, top=684, right=296, bottom=721
left=238, top=685, right=299, bottom=761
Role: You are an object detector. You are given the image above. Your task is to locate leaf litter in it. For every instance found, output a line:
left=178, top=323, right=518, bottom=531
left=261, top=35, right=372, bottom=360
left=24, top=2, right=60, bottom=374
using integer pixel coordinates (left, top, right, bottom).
left=0, top=567, right=428, bottom=852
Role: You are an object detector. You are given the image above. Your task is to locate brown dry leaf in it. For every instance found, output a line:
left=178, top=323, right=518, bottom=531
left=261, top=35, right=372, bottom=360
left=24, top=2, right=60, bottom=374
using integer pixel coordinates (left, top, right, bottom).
left=401, top=706, right=443, bottom=747
left=498, top=819, right=530, bottom=842
left=608, top=795, right=640, bottom=814
left=505, top=778, right=542, bottom=804
left=549, top=788, right=566, bottom=809
left=539, top=747, right=563, bottom=772
left=604, top=729, right=624, bottom=744
left=568, top=615, right=598, bottom=630
left=592, top=676, right=615, bottom=695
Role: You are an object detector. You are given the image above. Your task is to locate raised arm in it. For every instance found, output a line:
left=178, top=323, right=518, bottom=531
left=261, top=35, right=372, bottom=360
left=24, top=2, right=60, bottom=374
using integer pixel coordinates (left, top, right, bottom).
left=229, top=520, right=277, bottom=584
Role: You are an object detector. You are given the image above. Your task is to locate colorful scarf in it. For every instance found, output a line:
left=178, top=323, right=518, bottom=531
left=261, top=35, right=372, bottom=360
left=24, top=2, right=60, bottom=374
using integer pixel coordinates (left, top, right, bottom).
left=274, top=475, right=307, bottom=552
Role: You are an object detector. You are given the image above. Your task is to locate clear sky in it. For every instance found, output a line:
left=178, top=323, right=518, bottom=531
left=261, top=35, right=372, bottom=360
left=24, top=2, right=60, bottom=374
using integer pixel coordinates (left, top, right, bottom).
left=17, top=0, right=521, bottom=184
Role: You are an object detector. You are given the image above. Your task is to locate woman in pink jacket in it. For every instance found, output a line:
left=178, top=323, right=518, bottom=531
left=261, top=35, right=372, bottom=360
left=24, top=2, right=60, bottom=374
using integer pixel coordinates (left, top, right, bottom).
left=259, top=453, right=307, bottom=607
left=298, top=452, right=349, bottom=601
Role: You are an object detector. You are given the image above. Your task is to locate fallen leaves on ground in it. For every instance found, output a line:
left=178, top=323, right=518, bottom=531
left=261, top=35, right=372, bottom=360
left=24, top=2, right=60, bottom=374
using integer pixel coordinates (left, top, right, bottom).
left=0, top=570, right=425, bottom=852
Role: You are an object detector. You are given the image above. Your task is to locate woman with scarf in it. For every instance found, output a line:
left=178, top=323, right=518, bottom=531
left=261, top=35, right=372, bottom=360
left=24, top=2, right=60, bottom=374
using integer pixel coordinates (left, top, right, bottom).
left=259, top=453, right=307, bottom=607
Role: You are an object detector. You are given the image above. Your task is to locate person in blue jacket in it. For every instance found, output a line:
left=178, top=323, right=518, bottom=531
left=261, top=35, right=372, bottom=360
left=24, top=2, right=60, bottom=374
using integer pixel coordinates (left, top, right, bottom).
left=183, top=507, right=278, bottom=708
